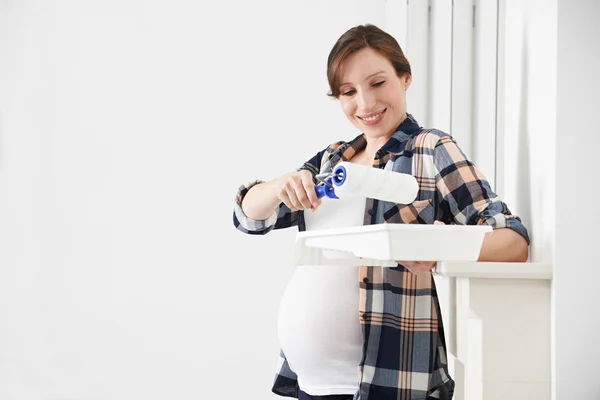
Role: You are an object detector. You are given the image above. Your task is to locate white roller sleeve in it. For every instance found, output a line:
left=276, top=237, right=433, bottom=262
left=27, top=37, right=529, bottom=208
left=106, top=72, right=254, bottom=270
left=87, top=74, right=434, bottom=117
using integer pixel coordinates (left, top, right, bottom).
left=332, top=162, right=419, bottom=204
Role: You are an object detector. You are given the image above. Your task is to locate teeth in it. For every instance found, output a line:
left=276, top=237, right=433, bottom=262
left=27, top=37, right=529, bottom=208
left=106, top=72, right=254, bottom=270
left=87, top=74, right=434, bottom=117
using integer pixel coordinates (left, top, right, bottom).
left=363, top=112, right=382, bottom=122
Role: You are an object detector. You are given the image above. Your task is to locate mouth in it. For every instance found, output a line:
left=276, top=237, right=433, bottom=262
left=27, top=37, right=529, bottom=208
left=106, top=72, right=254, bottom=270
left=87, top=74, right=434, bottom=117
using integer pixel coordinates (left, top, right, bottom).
left=358, top=109, right=386, bottom=126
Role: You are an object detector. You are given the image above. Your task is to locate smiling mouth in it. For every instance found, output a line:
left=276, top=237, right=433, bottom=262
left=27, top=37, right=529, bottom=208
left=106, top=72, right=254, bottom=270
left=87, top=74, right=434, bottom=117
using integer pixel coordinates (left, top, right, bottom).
left=358, top=109, right=386, bottom=125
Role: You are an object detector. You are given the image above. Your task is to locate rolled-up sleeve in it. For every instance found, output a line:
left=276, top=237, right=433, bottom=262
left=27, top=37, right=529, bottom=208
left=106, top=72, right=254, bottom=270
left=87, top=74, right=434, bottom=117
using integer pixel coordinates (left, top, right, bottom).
left=232, top=148, right=329, bottom=235
left=433, top=135, right=530, bottom=244
left=232, top=180, right=299, bottom=235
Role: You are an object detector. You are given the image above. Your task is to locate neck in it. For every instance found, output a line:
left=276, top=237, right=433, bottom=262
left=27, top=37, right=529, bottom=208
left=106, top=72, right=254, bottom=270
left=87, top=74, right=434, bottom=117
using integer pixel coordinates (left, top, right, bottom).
left=363, top=138, right=388, bottom=159
left=364, top=113, right=407, bottom=153
left=360, top=113, right=408, bottom=160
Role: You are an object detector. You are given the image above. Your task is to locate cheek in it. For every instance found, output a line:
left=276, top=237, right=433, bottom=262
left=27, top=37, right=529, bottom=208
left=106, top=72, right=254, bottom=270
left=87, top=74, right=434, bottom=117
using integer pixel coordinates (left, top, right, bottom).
left=340, top=99, right=355, bottom=118
left=386, top=92, right=405, bottom=113
left=395, top=91, right=407, bottom=107
left=382, top=84, right=405, bottom=108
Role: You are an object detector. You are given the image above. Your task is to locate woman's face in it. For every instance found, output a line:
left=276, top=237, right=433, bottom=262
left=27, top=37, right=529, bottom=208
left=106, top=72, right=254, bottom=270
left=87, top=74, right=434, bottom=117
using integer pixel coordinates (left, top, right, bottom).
left=338, top=47, right=411, bottom=140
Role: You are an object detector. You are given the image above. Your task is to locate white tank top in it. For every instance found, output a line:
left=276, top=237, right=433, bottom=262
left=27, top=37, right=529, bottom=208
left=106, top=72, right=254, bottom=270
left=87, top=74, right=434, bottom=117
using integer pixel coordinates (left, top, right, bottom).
left=277, top=195, right=366, bottom=396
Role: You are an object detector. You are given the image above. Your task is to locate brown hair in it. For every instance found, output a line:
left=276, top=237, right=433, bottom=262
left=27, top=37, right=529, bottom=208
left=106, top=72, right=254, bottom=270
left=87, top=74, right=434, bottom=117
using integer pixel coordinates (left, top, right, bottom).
left=326, top=24, right=411, bottom=98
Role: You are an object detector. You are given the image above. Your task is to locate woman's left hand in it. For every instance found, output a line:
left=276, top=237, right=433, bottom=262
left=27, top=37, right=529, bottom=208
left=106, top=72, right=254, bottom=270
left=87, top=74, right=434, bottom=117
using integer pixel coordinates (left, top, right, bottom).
left=397, top=260, right=437, bottom=275
left=396, top=221, right=445, bottom=275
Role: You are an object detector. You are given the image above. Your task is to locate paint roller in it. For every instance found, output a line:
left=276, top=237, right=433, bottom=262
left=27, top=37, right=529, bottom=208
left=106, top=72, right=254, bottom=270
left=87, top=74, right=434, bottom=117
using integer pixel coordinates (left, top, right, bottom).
left=314, top=161, right=419, bottom=204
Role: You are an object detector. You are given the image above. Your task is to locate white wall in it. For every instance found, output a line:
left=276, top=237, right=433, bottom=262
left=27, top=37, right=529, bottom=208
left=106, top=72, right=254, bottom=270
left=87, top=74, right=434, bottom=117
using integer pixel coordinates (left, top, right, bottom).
left=0, top=1, right=387, bottom=399
left=495, top=0, right=557, bottom=264
left=554, top=0, right=600, bottom=397
left=6, top=0, right=595, bottom=398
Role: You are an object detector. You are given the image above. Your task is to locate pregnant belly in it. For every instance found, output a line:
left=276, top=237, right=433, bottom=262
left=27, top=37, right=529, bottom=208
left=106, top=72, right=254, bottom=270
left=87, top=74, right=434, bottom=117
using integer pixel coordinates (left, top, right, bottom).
left=277, top=265, right=363, bottom=377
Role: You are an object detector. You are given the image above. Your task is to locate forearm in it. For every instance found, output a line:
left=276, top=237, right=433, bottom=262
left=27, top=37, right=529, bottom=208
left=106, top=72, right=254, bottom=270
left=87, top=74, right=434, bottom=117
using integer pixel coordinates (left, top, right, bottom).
left=240, top=179, right=282, bottom=221
left=477, top=228, right=529, bottom=262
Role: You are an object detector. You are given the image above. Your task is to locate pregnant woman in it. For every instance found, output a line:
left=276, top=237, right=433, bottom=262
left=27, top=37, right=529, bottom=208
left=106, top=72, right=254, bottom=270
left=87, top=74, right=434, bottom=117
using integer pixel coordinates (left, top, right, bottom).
left=233, top=23, right=529, bottom=400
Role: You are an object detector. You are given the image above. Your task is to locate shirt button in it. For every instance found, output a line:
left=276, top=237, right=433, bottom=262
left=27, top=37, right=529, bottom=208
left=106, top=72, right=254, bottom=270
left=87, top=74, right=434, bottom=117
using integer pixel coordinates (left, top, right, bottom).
left=367, top=209, right=373, bottom=215
left=363, top=277, right=369, bottom=284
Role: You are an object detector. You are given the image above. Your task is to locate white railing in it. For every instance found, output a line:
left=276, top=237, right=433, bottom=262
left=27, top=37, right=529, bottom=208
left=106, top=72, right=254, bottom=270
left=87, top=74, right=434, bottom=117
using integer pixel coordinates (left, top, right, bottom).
left=434, top=262, right=553, bottom=400
left=294, top=231, right=553, bottom=399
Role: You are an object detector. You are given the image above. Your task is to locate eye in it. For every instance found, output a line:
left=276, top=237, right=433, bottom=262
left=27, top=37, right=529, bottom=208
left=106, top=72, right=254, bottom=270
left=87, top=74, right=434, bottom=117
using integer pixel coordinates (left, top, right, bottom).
left=373, top=81, right=385, bottom=87
left=342, top=89, right=356, bottom=97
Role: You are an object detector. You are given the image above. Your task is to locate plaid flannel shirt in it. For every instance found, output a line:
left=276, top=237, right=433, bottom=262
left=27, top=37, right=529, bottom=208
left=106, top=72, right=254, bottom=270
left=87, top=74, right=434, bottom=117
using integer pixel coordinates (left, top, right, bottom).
left=232, top=114, right=530, bottom=400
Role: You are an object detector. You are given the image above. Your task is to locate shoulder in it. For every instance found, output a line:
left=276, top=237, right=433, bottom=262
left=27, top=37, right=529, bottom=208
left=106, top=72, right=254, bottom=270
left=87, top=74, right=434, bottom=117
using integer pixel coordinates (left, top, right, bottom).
left=408, top=128, right=453, bottom=150
left=322, top=133, right=365, bottom=161
left=324, top=139, right=348, bottom=154
left=302, top=139, right=350, bottom=172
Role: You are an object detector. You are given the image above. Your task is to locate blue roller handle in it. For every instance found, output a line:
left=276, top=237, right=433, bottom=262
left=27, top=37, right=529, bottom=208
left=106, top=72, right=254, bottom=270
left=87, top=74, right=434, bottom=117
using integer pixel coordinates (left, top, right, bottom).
left=315, top=179, right=338, bottom=199
left=314, top=165, right=347, bottom=199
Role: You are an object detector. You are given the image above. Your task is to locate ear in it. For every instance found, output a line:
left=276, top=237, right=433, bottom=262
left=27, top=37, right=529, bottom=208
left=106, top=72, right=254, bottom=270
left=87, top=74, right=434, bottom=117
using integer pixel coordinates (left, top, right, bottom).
left=403, top=74, right=412, bottom=90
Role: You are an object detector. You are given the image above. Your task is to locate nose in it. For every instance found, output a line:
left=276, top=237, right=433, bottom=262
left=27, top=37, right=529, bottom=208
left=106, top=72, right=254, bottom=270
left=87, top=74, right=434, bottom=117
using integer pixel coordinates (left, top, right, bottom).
left=356, top=89, right=376, bottom=112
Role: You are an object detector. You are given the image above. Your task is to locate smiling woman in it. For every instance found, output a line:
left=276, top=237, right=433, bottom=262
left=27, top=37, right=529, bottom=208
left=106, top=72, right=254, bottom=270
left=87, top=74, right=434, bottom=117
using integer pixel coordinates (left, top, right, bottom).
left=334, top=46, right=412, bottom=166
left=233, top=24, right=529, bottom=400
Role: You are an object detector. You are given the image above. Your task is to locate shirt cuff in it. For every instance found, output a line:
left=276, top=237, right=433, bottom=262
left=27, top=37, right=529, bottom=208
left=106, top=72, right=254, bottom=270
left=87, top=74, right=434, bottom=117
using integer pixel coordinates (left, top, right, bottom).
left=233, top=179, right=279, bottom=234
left=479, top=212, right=531, bottom=245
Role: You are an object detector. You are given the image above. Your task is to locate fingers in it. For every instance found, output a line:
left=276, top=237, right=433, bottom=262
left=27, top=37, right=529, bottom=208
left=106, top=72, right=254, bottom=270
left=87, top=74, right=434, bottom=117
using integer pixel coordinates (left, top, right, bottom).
left=277, top=188, right=298, bottom=211
left=287, top=177, right=312, bottom=210
left=301, top=173, right=321, bottom=210
left=284, top=186, right=302, bottom=211
left=294, top=185, right=313, bottom=210
left=396, top=261, right=437, bottom=275
left=278, top=171, right=321, bottom=211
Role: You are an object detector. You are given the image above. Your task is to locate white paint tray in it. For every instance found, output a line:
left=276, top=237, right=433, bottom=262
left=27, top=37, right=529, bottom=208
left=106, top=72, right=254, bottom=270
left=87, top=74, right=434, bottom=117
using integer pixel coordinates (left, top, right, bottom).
left=293, top=223, right=492, bottom=266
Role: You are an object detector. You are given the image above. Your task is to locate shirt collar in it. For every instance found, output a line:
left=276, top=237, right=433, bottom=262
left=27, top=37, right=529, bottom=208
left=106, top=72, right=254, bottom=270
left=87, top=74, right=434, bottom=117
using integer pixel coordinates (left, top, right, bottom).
left=380, top=113, right=421, bottom=155
left=327, top=114, right=422, bottom=166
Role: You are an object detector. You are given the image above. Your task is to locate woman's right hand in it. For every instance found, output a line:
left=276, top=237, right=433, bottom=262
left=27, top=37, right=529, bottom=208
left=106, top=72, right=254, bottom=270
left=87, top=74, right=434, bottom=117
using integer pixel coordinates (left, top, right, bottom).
left=273, top=170, right=322, bottom=212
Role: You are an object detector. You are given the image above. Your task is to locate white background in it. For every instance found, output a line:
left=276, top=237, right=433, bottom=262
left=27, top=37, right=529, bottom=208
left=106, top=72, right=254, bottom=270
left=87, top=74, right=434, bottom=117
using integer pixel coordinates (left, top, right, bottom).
left=0, top=1, right=387, bottom=399
left=1, top=0, right=599, bottom=399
